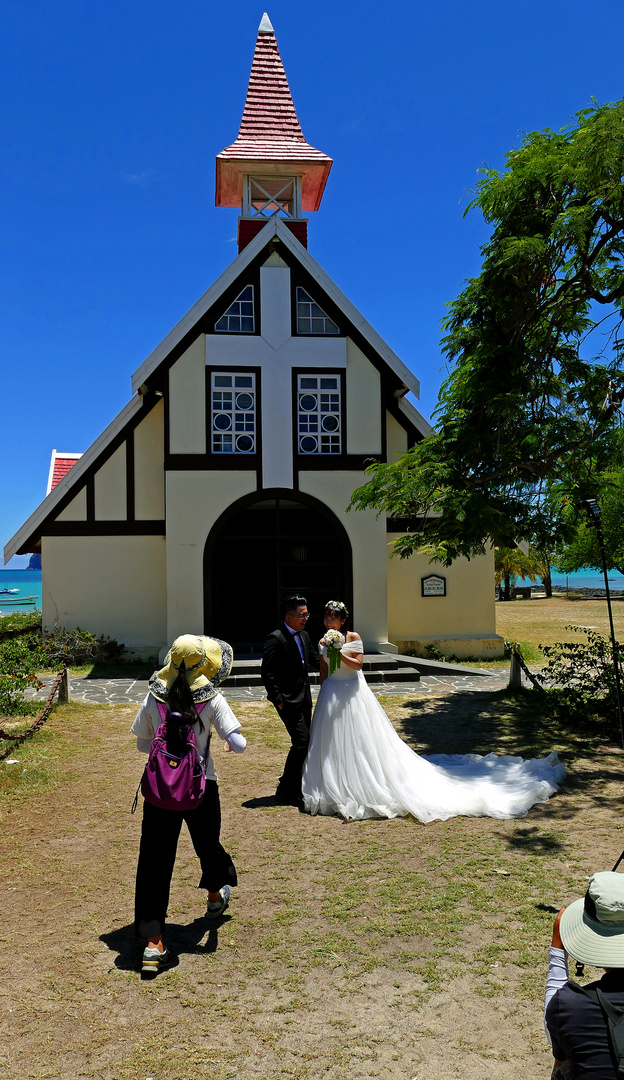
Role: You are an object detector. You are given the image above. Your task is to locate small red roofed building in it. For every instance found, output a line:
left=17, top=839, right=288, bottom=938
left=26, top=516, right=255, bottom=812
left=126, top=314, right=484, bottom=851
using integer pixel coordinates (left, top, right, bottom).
left=4, top=14, right=502, bottom=660
left=46, top=451, right=83, bottom=496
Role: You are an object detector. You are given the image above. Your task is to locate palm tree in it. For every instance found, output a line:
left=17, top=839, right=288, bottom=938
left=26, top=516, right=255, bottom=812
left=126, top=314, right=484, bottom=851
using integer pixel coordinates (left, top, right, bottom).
left=495, top=547, right=547, bottom=601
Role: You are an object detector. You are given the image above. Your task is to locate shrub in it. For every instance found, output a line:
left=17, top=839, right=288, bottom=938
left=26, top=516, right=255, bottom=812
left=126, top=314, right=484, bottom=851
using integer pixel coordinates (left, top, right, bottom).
left=541, top=626, right=624, bottom=721
left=36, top=626, right=124, bottom=668
left=0, top=637, right=44, bottom=717
left=0, top=611, right=42, bottom=636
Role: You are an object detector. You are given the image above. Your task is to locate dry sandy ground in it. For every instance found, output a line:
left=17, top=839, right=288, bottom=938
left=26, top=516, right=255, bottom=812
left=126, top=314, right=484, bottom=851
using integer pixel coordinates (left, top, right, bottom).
left=1, top=692, right=622, bottom=1080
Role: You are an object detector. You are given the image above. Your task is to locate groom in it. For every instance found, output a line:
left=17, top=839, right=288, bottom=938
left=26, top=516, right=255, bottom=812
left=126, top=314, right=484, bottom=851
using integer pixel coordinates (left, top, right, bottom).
left=261, top=595, right=320, bottom=806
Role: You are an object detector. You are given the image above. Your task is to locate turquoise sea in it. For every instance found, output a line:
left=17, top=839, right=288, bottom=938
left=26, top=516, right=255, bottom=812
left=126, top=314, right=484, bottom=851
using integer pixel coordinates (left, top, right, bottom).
left=0, top=570, right=43, bottom=615
left=549, top=569, right=624, bottom=591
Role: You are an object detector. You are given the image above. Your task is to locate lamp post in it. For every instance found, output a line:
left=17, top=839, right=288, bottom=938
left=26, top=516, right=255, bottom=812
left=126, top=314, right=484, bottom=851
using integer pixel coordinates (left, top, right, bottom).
left=580, top=498, right=624, bottom=747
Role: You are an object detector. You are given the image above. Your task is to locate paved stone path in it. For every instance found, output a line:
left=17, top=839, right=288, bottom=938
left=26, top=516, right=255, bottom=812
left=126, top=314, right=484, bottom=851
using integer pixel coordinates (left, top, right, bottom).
left=30, top=667, right=526, bottom=705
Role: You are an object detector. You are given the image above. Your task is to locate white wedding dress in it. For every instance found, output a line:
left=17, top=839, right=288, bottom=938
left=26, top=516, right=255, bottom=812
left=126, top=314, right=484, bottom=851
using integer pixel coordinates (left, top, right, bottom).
left=302, top=642, right=566, bottom=822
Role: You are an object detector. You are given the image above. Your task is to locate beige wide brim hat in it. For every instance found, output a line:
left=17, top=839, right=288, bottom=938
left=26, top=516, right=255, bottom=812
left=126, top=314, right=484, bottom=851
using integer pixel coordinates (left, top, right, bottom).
left=560, top=871, right=624, bottom=966
left=149, top=634, right=233, bottom=704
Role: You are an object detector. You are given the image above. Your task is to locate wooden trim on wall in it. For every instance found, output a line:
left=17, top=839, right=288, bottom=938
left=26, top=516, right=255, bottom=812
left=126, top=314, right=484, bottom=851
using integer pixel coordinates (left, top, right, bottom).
left=43, top=520, right=166, bottom=537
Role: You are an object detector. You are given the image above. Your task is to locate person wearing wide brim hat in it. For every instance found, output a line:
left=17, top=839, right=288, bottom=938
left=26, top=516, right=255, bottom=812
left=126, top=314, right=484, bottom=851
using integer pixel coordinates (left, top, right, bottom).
left=130, top=634, right=245, bottom=976
left=149, top=634, right=234, bottom=703
left=545, top=871, right=624, bottom=1079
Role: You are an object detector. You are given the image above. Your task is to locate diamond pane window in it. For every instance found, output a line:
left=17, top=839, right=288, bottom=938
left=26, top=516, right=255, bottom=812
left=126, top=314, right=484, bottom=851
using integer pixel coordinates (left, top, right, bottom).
left=211, top=373, right=256, bottom=453
left=297, top=375, right=341, bottom=454
left=296, top=287, right=339, bottom=335
left=215, top=285, right=255, bottom=333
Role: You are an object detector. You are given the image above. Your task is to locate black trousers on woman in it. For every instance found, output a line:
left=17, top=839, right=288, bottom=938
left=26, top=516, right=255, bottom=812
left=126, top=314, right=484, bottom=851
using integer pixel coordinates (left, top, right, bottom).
left=134, top=779, right=237, bottom=937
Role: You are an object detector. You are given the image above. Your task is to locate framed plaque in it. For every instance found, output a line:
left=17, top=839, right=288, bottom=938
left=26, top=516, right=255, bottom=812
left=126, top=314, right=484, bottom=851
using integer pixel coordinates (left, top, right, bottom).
left=421, top=574, right=446, bottom=597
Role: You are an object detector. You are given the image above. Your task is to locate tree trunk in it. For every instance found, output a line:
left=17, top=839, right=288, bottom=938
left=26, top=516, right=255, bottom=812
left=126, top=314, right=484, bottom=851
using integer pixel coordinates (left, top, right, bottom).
left=504, top=569, right=511, bottom=602
left=542, top=571, right=552, bottom=598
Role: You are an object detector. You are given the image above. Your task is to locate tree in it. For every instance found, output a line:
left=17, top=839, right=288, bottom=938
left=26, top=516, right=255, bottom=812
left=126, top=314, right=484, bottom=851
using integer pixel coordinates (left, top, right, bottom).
left=550, top=432, right=624, bottom=575
left=350, top=99, right=624, bottom=563
left=495, top=546, right=547, bottom=601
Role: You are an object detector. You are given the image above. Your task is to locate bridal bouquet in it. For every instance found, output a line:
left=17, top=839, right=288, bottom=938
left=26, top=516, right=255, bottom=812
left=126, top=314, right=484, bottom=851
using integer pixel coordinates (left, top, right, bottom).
left=324, top=629, right=345, bottom=676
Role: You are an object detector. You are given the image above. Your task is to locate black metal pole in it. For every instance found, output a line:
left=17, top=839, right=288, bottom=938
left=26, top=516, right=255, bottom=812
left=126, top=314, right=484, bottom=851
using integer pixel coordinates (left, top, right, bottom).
left=581, top=499, right=624, bottom=748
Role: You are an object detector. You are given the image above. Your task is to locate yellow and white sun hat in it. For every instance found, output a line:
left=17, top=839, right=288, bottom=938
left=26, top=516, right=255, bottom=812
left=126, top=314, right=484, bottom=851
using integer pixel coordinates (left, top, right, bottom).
left=148, top=634, right=233, bottom=703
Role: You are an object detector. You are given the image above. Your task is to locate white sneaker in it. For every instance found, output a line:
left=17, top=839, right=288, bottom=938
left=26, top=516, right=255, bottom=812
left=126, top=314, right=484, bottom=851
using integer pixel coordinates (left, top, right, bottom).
left=207, top=885, right=230, bottom=917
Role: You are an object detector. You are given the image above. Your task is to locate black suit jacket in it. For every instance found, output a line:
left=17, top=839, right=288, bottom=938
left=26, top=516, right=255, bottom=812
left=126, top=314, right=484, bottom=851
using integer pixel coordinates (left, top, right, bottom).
left=261, top=626, right=319, bottom=710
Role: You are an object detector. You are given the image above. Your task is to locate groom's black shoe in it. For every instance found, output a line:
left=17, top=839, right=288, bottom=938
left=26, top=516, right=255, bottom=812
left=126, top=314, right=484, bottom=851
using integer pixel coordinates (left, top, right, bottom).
left=274, top=786, right=302, bottom=807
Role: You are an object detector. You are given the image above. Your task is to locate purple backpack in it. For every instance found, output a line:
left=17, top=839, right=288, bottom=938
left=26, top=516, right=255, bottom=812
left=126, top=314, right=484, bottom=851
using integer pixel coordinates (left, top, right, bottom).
left=133, top=702, right=207, bottom=813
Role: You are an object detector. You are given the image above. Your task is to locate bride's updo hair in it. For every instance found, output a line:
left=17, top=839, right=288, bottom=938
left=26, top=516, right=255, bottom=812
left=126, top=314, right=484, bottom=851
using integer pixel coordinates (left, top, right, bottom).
left=324, top=600, right=349, bottom=628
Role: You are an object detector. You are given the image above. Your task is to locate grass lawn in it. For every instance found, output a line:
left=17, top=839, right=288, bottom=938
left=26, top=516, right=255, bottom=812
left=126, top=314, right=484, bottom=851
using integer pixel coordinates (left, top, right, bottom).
left=1, top=691, right=622, bottom=1079
left=494, top=593, right=624, bottom=668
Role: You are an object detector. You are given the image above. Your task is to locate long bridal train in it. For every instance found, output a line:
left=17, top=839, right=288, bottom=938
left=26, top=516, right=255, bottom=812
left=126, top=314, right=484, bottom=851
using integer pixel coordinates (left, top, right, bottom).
left=302, top=641, right=565, bottom=822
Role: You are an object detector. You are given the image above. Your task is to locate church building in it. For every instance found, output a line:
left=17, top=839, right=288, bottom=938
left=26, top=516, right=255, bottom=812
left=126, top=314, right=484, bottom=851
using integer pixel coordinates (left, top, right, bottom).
left=5, top=14, right=501, bottom=659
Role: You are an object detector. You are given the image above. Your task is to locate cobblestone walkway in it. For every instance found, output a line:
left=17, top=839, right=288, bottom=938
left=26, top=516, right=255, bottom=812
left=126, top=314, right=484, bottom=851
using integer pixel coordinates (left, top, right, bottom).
left=30, top=667, right=525, bottom=705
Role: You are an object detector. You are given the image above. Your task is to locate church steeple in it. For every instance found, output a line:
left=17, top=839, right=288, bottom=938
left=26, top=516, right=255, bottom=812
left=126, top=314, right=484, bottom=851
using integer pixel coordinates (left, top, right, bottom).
left=215, top=13, right=332, bottom=251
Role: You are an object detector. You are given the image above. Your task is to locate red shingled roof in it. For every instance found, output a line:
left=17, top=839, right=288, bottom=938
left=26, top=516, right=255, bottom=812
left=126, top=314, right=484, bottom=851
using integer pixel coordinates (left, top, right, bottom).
left=46, top=451, right=82, bottom=496
left=215, top=14, right=332, bottom=211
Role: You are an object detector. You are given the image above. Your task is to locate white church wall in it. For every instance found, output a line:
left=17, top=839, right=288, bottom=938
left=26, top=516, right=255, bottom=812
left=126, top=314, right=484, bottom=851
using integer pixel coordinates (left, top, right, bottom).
left=169, top=335, right=207, bottom=454
left=41, top=534, right=167, bottom=648
left=165, top=470, right=257, bottom=643
left=260, top=265, right=291, bottom=349
left=298, top=471, right=393, bottom=651
left=386, top=411, right=408, bottom=461
left=134, top=399, right=165, bottom=519
left=346, top=339, right=381, bottom=454
left=386, top=537, right=503, bottom=658
left=55, top=487, right=87, bottom=522
left=94, top=443, right=126, bottom=520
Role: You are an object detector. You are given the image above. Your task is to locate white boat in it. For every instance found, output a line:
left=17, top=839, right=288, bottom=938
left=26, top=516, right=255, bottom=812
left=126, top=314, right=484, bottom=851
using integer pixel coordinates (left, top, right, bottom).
left=0, top=588, right=19, bottom=595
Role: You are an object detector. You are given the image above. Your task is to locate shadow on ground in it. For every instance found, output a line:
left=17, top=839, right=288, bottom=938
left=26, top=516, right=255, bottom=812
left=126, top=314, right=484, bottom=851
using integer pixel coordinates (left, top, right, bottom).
left=100, top=914, right=230, bottom=971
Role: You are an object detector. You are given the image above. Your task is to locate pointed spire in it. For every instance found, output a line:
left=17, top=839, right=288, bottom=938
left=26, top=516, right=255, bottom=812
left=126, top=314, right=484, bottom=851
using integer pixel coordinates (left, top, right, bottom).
left=215, top=15, right=332, bottom=212
left=258, top=12, right=273, bottom=33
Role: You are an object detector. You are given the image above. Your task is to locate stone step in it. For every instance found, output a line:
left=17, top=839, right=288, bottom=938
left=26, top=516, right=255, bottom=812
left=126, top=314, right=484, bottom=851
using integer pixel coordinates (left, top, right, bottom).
left=226, top=666, right=420, bottom=688
left=231, top=653, right=405, bottom=676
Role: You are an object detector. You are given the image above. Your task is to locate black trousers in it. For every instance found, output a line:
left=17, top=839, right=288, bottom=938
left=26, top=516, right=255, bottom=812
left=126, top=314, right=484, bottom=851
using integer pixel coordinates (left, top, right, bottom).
left=134, top=779, right=237, bottom=936
left=276, top=700, right=312, bottom=799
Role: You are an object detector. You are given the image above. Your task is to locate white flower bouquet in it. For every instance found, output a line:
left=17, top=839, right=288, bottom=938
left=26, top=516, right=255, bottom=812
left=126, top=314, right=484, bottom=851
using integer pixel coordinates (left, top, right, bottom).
left=324, top=629, right=345, bottom=676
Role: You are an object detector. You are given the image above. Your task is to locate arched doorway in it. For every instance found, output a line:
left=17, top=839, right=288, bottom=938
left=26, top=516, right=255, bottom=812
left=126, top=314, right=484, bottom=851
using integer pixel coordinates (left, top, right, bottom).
left=204, top=490, right=353, bottom=654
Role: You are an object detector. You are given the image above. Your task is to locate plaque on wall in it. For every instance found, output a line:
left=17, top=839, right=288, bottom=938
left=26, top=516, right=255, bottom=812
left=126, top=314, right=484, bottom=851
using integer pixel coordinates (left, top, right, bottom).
left=421, top=574, right=446, bottom=597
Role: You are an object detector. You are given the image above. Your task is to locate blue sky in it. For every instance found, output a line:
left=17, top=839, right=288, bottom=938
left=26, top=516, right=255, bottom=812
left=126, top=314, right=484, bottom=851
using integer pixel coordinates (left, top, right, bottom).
left=3, top=0, right=624, bottom=565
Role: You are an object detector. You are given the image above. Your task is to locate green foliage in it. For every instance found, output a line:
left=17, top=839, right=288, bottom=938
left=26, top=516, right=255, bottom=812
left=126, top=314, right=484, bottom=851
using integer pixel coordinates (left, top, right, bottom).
left=0, top=611, right=42, bottom=635
left=495, top=546, right=546, bottom=599
left=36, top=626, right=124, bottom=668
left=0, top=636, right=44, bottom=716
left=350, top=98, right=624, bottom=562
left=550, top=430, right=624, bottom=575
left=541, top=626, right=624, bottom=720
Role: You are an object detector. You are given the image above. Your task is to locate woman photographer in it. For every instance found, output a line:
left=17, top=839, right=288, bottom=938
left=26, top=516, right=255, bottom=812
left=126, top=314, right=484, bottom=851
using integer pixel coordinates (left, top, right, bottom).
left=545, top=871, right=624, bottom=1078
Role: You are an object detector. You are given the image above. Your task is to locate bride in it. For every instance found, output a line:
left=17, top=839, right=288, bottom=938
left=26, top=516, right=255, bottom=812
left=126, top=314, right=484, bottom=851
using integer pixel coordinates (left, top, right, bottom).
left=301, top=601, right=566, bottom=822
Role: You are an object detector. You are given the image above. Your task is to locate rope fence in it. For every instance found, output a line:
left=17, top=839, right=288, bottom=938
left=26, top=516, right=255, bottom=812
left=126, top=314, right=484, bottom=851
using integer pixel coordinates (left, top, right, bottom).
left=0, top=668, right=69, bottom=747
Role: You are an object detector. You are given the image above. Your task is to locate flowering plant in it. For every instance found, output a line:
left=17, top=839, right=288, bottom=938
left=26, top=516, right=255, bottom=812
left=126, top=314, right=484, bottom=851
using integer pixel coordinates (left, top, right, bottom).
left=324, top=629, right=345, bottom=676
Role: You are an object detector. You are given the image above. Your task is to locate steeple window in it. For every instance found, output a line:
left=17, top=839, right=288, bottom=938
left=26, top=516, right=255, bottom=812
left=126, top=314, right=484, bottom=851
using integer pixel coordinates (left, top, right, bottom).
left=297, top=375, right=341, bottom=454
left=243, top=176, right=301, bottom=218
left=211, top=373, right=256, bottom=453
left=296, top=288, right=339, bottom=334
left=215, top=285, right=255, bottom=332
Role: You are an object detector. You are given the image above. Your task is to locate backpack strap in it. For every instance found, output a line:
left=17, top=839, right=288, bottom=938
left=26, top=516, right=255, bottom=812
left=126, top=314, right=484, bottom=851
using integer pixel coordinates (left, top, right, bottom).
left=583, top=986, right=624, bottom=1077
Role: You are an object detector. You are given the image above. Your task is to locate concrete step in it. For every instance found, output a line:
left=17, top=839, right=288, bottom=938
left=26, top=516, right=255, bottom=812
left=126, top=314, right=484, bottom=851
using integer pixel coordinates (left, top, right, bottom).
left=226, top=665, right=421, bottom=688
